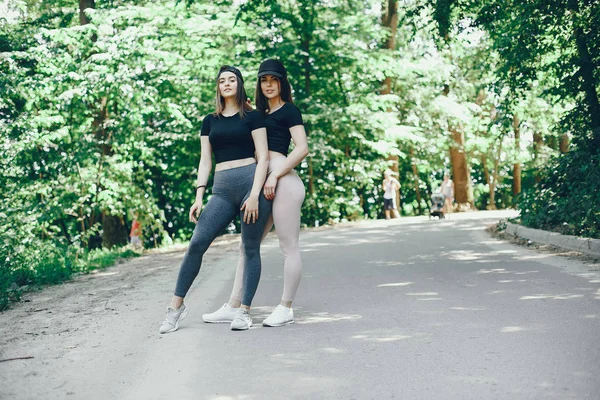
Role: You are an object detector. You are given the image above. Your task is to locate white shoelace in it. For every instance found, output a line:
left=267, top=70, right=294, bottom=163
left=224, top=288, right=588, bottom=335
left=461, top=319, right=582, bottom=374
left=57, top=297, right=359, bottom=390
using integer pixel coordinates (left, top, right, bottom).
left=164, top=307, right=181, bottom=326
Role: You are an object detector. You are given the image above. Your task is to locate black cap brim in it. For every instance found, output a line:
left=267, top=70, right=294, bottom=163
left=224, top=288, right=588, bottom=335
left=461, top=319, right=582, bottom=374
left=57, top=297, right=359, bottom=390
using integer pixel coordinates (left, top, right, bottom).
left=257, top=70, right=284, bottom=78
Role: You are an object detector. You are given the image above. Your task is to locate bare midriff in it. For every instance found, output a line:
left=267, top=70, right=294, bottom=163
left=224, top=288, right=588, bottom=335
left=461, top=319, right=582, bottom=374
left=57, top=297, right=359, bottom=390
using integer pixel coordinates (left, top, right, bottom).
left=269, top=150, right=286, bottom=161
left=215, top=157, right=256, bottom=172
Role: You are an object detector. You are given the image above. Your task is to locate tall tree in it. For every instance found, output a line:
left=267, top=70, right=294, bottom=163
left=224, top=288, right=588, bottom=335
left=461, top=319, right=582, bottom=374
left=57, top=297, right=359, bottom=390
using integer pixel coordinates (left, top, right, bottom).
left=512, top=114, right=521, bottom=197
left=432, top=0, right=600, bottom=152
left=381, top=0, right=401, bottom=209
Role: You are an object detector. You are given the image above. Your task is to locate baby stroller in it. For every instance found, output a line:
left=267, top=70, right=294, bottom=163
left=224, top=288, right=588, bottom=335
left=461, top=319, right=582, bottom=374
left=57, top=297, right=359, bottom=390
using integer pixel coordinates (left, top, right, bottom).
left=430, top=193, right=445, bottom=219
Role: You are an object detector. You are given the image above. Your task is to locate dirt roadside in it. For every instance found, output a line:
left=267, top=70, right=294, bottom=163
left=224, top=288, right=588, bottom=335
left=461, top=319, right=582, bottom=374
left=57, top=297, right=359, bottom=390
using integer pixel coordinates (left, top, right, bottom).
left=0, top=234, right=244, bottom=399
left=487, top=225, right=600, bottom=270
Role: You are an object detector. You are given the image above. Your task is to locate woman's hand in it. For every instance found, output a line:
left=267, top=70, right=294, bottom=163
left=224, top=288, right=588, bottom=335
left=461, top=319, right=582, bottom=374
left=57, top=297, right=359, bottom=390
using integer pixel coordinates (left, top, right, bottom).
left=263, top=174, right=278, bottom=200
left=189, top=200, right=203, bottom=223
left=240, top=194, right=259, bottom=224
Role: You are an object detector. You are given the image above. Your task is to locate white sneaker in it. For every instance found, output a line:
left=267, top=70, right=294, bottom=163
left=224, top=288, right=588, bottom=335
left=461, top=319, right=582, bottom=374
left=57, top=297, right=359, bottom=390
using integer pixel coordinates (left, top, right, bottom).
left=159, top=304, right=189, bottom=334
left=202, top=303, right=239, bottom=323
left=230, top=308, right=253, bottom=331
left=262, top=305, right=294, bottom=327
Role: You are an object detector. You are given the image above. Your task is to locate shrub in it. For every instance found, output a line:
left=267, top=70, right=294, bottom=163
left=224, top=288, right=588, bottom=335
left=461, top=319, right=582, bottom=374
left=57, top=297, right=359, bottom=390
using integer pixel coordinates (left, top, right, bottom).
left=0, top=242, right=140, bottom=311
left=518, top=149, right=600, bottom=239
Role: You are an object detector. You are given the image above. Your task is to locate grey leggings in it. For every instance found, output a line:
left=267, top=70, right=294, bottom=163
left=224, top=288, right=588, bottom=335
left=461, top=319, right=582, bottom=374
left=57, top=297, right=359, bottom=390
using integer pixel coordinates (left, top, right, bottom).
left=230, top=156, right=305, bottom=304
left=174, top=163, right=272, bottom=306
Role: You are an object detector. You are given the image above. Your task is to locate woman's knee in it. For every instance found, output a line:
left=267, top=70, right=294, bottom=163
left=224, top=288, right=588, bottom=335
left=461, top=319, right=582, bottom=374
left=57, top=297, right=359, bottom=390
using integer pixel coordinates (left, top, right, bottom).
left=242, top=240, right=260, bottom=259
left=243, top=241, right=259, bottom=254
left=278, top=235, right=299, bottom=255
left=189, top=231, right=211, bottom=255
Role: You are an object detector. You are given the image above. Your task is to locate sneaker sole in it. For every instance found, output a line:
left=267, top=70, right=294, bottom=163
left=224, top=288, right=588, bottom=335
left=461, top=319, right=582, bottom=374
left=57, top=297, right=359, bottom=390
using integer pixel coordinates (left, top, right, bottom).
left=202, top=317, right=234, bottom=323
left=231, top=322, right=253, bottom=331
left=262, top=319, right=294, bottom=327
left=160, top=307, right=189, bottom=334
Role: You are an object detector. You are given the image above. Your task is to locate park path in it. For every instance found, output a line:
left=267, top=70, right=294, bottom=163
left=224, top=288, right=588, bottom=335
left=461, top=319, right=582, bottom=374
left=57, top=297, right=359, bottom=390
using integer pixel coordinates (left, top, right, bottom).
left=1, top=210, right=599, bottom=399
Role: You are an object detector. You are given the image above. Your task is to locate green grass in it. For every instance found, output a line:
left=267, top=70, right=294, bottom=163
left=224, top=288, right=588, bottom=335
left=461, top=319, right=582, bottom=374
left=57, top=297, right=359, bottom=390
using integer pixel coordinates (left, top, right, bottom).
left=0, top=245, right=141, bottom=311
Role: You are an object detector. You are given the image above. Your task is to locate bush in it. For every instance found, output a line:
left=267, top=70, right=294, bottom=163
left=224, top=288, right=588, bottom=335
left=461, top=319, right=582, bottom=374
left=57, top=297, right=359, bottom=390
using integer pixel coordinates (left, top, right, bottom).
left=517, top=149, right=600, bottom=239
left=77, top=247, right=139, bottom=273
left=0, top=242, right=140, bottom=311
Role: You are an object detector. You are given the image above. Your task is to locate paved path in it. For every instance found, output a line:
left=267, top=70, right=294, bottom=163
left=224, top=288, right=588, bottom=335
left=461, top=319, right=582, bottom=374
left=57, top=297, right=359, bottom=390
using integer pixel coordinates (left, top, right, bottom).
left=2, top=210, right=599, bottom=399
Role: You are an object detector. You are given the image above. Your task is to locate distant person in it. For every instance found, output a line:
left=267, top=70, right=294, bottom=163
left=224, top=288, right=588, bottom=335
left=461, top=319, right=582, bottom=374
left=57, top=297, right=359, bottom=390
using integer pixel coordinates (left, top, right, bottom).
left=159, top=65, right=272, bottom=334
left=382, top=169, right=400, bottom=219
left=439, top=173, right=454, bottom=214
left=129, top=212, right=142, bottom=249
left=203, top=59, right=308, bottom=328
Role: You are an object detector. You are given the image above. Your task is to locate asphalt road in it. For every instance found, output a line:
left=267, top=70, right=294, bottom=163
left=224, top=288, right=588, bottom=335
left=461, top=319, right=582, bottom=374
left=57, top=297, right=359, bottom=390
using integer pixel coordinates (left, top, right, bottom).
left=133, top=210, right=600, bottom=399
left=3, top=210, right=600, bottom=399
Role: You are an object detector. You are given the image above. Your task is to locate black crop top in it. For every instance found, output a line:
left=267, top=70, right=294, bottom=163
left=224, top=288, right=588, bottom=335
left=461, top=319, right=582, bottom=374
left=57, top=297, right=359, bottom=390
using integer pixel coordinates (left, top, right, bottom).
left=265, top=103, right=304, bottom=155
left=200, top=110, right=266, bottom=164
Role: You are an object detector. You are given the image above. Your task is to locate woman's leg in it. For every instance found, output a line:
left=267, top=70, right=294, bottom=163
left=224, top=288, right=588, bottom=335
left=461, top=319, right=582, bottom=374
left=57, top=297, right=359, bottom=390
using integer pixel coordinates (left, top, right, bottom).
left=392, top=200, right=400, bottom=218
left=160, top=194, right=239, bottom=333
left=228, top=214, right=273, bottom=307
left=238, top=192, right=273, bottom=307
left=272, top=172, right=306, bottom=307
left=444, top=197, right=451, bottom=214
left=172, top=194, right=239, bottom=304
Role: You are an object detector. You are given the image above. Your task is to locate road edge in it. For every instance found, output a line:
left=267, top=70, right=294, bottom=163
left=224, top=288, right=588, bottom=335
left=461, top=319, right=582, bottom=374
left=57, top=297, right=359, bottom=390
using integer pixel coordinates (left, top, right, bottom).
left=505, top=222, right=600, bottom=258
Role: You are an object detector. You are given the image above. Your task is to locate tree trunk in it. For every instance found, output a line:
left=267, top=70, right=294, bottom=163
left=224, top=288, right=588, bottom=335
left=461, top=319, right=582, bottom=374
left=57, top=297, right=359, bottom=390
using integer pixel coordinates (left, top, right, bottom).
left=449, top=128, right=474, bottom=208
left=381, top=0, right=398, bottom=96
left=381, top=0, right=400, bottom=209
left=78, top=0, right=126, bottom=249
left=79, top=0, right=95, bottom=25
left=81, top=0, right=126, bottom=249
left=410, top=146, right=422, bottom=214
left=533, top=132, right=543, bottom=183
left=481, top=153, right=490, bottom=209
left=569, top=3, right=600, bottom=152
left=79, top=0, right=127, bottom=249
left=512, top=114, right=521, bottom=197
left=445, top=84, right=474, bottom=209
left=481, top=154, right=490, bottom=184
left=299, top=3, right=314, bottom=99
left=488, top=137, right=504, bottom=210
left=102, top=214, right=128, bottom=250
left=307, top=157, right=314, bottom=196
left=297, top=3, right=315, bottom=206
left=560, top=133, right=570, bottom=153
left=92, top=98, right=127, bottom=249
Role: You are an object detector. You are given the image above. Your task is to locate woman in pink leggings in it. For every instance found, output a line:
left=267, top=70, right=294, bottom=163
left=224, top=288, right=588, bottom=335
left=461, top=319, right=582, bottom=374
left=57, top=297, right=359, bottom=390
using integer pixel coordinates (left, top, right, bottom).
left=203, top=59, right=308, bottom=327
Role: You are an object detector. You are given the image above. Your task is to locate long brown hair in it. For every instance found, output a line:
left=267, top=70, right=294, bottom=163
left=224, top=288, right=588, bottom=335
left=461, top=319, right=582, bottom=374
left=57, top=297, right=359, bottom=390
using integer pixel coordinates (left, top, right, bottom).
left=255, top=74, right=294, bottom=115
left=214, top=65, right=252, bottom=118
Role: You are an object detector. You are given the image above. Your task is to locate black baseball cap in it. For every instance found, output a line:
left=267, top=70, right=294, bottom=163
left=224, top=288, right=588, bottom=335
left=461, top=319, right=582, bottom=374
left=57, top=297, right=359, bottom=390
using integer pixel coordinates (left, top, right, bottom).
left=257, top=59, right=287, bottom=78
left=217, top=65, right=244, bottom=83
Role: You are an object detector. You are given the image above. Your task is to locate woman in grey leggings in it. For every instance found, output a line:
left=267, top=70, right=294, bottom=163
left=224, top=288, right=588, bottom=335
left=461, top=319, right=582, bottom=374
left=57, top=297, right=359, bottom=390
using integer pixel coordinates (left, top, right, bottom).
left=203, top=59, right=309, bottom=327
left=159, top=65, right=272, bottom=333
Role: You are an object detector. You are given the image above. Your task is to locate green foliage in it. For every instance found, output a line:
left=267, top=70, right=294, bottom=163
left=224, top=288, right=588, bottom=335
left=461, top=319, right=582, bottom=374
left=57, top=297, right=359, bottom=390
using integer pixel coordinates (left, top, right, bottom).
left=518, top=150, right=600, bottom=239
left=0, top=238, right=140, bottom=311
left=236, top=0, right=394, bottom=224
left=429, top=0, right=599, bottom=230
left=1, top=0, right=596, bottom=309
left=80, top=247, right=140, bottom=272
left=431, top=0, right=600, bottom=151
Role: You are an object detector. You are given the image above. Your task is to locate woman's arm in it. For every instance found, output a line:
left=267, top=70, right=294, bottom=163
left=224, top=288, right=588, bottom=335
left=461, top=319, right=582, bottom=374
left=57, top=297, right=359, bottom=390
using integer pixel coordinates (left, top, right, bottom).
left=263, top=125, right=309, bottom=199
left=272, top=125, right=308, bottom=178
left=189, top=136, right=213, bottom=223
left=241, top=127, right=269, bottom=223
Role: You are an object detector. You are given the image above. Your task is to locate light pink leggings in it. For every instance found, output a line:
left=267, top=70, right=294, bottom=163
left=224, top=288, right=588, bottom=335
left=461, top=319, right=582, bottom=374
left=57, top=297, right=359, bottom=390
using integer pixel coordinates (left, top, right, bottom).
left=230, top=156, right=306, bottom=305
